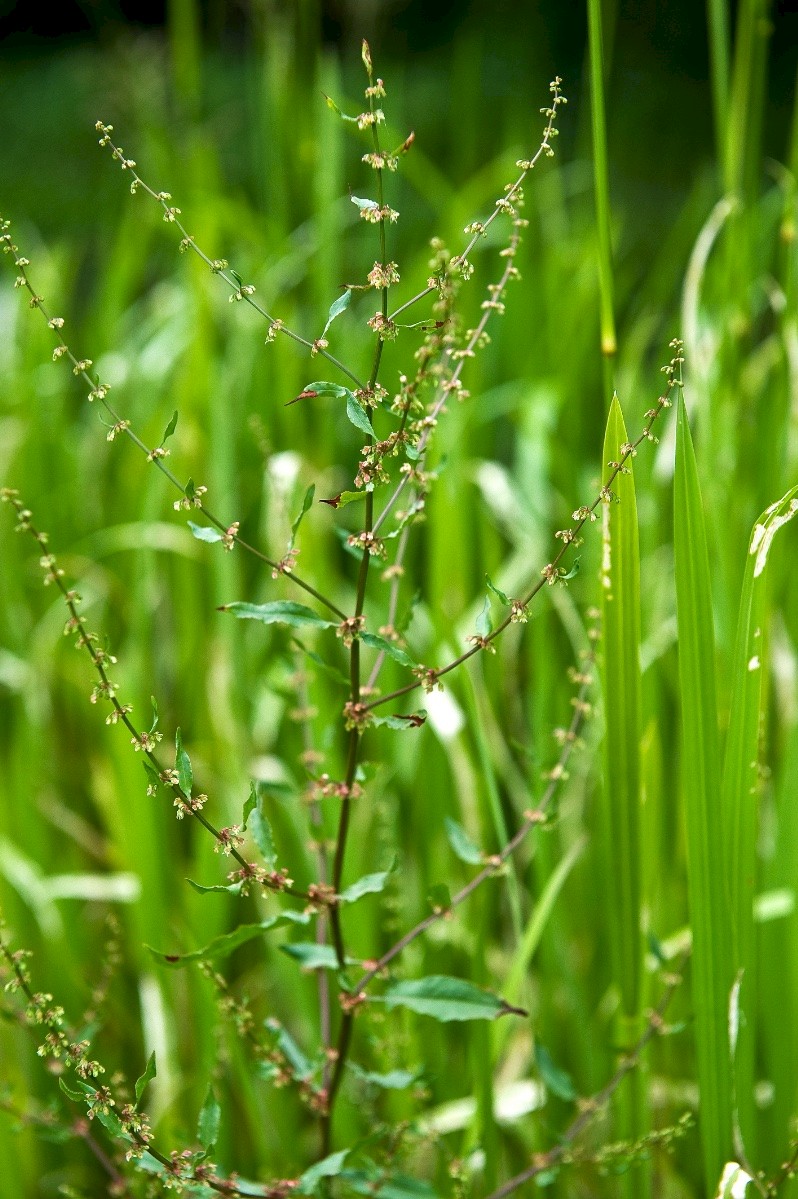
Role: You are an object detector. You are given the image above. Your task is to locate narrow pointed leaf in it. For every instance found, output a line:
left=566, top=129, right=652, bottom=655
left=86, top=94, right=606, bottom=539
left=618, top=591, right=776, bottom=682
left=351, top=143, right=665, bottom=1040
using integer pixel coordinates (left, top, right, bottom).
left=197, top=1085, right=221, bottom=1151
left=674, top=390, right=733, bottom=1188
left=134, top=1051, right=157, bottom=1104
left=339, top=861, right=395, bottom=904
left=280, top=943, right=344, bottom=970
left=444, top=817, right=483, bottom=865
left=147, top=911, right=310, bottom=965
left=600, top=396, right=643, bottom=1018
left=534, top=1042, right=576, bottom=1101
left=161, top=410, right=178, bottom=445
left=376, top=975, right=525, bottom=1022
left=188, top=521, right=224, bottom=544
left=220, top=601, right=336, bottom=630
left=174, top=728, right=193, bottom=798
left=346, top=393, right=374, bottom=437
left=723, top=485, right=798, bottom=1147
left=290, top=484, right=316, bottom=544
left=359, top=631, right=415, bottom=667
left=322, top=288, right=352, bottom=337
left=299, top=1150, right=350, bottom=1195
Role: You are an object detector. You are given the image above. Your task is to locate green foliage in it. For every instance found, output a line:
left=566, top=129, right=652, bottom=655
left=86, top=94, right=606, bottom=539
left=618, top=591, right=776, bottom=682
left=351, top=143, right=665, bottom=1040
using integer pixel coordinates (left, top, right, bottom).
left=1, top=10, right=798, bottom=1199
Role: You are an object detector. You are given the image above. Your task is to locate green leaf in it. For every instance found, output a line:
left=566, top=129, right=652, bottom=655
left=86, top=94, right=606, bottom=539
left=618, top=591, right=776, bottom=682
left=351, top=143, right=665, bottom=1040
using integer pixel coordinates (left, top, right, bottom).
left=348, top=1064, right=417, bottom=1090
left=674, top=390, right=733, bottom=1186
left=346, top=393, right=374, bottom=437
left=59, top=1077, right=85, bottom=1103
left=322, top=288, right=352, bottom=337
left=220, top=601, right=336, bottom=630
left=534, top=1042, right=576, bottom=1101
left=266, top=1018, right=314, bottom=1079
left=485, top=575, right=509, bottom=605
left=600, top=396, right=643, bottom=1019
left=147, top=911, right=310, bottom=965
left=174, top=728, right=193, bottom=798
left=148, top=696, right=159, bottom=735
left=376, top=975, right=524, bottom=1022
left=290, top=484, right=316, bottom=544
left=323, top=93, right=358, bottom=122
left=161, top=410, right=178, bottom=446
left=249, top=791, right=276, bottom=868
left=93, top=1105, right=126, bottom=1138
left=341, top=1170, right=440, bottom=1198
left=350, top=195, right=378, bottom=213
left=475, top=596, right=492, bottom=638
left=187, top=521, right=224, bottom=544
left=197, top=1085, right=221, bottom=1151
left=143, top=761, right=161, bottom=793
left=298, top=1149, right=350, bottom=1195
left=321, top=490, right=368, bottom=509
left=444, top=818, right=483, bottom=865
left=242, top=782, right=257, bottom=827
left=723, top=484, right=798, bottom=1145
left=187, top=878, right=245, bottom=896
left=134, top=1051, right=157, bottom=1105
left=339, top=861, right=395, bottom=904
left=359, top=632, right=415, bottom=667
left=300, top=380, right=351, bottom=400
left=280, top=943, right=343, bottom=970
left=371, top=711, right=427, bottom=730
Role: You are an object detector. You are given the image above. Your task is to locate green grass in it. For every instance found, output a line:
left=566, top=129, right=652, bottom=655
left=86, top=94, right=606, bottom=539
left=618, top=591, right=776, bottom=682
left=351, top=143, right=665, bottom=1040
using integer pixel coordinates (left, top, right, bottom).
left=2, top=6, right=798, bottom=1197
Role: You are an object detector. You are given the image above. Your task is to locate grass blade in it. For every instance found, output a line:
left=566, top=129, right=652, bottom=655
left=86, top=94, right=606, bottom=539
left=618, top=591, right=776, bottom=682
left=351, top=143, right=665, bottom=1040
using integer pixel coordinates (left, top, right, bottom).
left=600, top=395, right=648, bottom=1198
left=723, top=485, right=798, bottom=1156
left=674, top=389, right=734, bottom=1189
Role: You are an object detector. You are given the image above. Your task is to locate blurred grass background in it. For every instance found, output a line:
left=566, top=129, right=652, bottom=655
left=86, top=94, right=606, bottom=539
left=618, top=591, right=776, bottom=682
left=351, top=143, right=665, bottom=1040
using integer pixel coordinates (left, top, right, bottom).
left=2, top=0, right=798, bottom=1195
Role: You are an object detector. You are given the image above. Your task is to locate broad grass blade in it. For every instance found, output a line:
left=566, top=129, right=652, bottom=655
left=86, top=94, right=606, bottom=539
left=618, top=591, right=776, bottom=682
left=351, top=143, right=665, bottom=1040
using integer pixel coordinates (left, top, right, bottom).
left=674, top=390, right=734, bottom=1190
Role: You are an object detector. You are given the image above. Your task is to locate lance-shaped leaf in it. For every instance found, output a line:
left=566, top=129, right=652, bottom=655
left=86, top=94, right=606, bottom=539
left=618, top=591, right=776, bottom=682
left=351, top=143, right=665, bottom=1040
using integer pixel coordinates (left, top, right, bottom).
left=339, top=860, right=395, bottom=904
left=134, top=1051, right=157, bottom=1105
left=674, top=391, right=733, bottom=1188
left=219, top=601, right=337, bottom=630
left=280, top=943, right=347, bottom=970
left=197, top=1085, right=221, bottom=1152
left=298, top=1149, right=350, bottom=1195
left=290, top=483, right=316, bottom=546
left=160, top=410, right=178, bottom=446
left=188, top=521, right=224, bottom=544
left=265, top=1017, right=314, bottom=1079
left=348, top=1064, right=418, bottom=1090
left=359, top=631, right=416, bottom=667
left=174, top=728, right=193, bottom=798
left=321, top=288, right=352, bottom=338
left=374, top=975, right=526, bottom=1022
left=346, top=393, right=374, bottom=437
left=371, top=711, right=427, bottom=730
left=147, top=911, right=310, bottom=966
left=242, top=781, right=278, bottom=869
left=444, top=818, right=483, bottom=865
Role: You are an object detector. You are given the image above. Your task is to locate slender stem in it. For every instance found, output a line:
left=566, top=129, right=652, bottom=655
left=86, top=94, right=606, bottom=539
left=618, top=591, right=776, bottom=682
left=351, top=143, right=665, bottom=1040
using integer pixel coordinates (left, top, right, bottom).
left=365, top=375, right=676, bottom=713
left=353, top=667, right=593, bottom=991
left=2, top=495, right=317, bottom=904
left=483, top=964, right=686, bottom=1199
left=387, top=81, right=565, bottom=325
left=94, top=129, right=365, bottom=389
left=4, top=258, right=347, bottom=622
